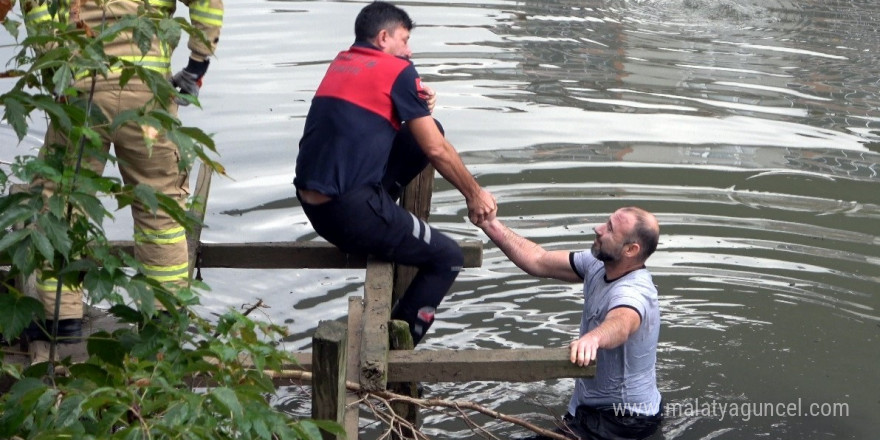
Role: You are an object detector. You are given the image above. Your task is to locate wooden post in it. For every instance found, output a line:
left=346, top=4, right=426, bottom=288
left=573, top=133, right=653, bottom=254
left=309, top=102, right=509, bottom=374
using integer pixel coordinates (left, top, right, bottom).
left=344, top=297, right=365, bottom=440
left=360, top=259, right=393, bottom=391
left=388, top=320, right=419, bottom=440
left=392, top=165, right=434, bottom=304
left=311, top=320, right=348, bottom=439
left=389, top=162, right=435, bottom=437
left=187, top=161, right=212, bottom=278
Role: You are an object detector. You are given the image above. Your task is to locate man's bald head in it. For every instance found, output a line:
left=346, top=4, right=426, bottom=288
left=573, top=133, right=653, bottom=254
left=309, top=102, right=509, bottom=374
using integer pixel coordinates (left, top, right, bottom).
left=619, top=207, right=659, bottom=262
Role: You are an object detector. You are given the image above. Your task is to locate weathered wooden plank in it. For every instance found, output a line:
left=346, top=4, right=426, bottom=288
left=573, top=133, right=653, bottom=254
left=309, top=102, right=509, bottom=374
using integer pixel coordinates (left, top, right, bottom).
left=387, top=348, right=595, bottom=383
left=198, top=241, right=369, bottom=269
left=311, top=320, right=348, bottom=439
left=43, top=240, right=482, bottom=270
left=359, top=259, right=393, bottom=391
left=344, top=297, right=365, bottom=440
left=188, top=161, right=213, bottom=278
left=270, top=347, right=594, bottom=385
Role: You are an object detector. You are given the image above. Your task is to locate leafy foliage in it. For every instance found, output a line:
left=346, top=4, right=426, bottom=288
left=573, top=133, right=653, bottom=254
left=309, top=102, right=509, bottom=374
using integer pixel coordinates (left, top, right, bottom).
left=0, top=3, right=338, bottom=438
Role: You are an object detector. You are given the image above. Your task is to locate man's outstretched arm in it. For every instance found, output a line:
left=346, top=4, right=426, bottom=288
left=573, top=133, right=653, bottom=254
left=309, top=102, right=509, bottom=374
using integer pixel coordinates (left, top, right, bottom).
left=407, top=115, right=496, bottom=225
left=479, top=217, right=582, bottom=283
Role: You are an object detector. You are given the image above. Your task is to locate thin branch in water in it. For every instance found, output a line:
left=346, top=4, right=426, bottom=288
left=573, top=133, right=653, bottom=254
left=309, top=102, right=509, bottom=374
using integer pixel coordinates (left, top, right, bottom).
left=453, top=405, right=502, bottom=440
left=240, top=298, right=265, bottom=317
left=271, top=370, right=570, bottom=440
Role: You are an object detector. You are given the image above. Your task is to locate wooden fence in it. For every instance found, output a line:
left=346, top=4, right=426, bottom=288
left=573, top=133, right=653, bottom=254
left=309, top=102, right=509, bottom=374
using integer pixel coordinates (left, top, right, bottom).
left=2, top=164, right=595, bottom=439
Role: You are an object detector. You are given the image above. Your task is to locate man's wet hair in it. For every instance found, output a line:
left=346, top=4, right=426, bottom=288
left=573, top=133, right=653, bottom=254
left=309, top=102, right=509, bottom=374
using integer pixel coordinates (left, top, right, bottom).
left=355, top=1, right=414, bottom=42
left=622, top=207, right=659, bottom=261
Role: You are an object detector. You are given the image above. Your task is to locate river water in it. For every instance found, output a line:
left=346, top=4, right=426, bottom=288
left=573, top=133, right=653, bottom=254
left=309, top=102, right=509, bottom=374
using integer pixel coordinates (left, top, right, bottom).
left=2, top=0, right=879, bottom=438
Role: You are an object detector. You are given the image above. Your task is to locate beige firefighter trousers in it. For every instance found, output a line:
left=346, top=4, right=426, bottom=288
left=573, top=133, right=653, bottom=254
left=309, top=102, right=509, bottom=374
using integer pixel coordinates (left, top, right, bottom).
left=35, top=86, right=190, bottom=319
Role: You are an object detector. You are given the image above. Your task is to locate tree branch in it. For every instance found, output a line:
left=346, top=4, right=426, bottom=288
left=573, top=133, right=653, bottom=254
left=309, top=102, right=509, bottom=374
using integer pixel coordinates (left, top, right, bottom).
left=273, top=369, right=570, bottom=440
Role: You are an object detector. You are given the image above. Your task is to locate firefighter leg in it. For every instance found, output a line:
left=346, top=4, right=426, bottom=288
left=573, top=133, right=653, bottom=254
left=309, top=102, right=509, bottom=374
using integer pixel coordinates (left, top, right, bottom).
left=112, top=89, right=190, bottom=305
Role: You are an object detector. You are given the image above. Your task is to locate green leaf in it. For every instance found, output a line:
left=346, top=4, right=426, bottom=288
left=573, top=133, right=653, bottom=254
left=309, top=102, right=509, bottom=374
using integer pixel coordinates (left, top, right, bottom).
left=158, top=18, right=181, bottom=49
left=210, top=387, right=244, bottom=420
left=111, top=109, right=142, bottom=132
left=299, top=419, right=338, bottom=440
left=87, top=331, right=128, bottom=367
left=251, top=416, right=272, bottom=439
left=29, top=229, right=55, bottom=262
left=69, top=191, right=107, bottom=224
left=133, top=183, right=159, bottom=214
left=12, top=235, right=38, bottom=275
left=132, top=18, right=154, bottom=56
left=27, top=94, right=72, bottom=133
left=0, top=293, right=44, bottom=342
left=291, top=420, right=324, bottom=440
left=47, top=192, right=67, bottom=218
left=108, top=304, right=143, bottom=325
left=2, top=94, right=29, bottom=141
left=0, top=378, right=48, bottom=437
left=71, top=125, right=104, bottom=153
left=38, top=214, right=73, bottom=256
left=177, top=126, right=216, bottom=151
left=240, top=325, right=257, bottom=345
left=308, top=419, right=347, bottom=437
left=67, top=363, right=111, bottom=387
left=167, top=128, right=197, bottom=170
left=51, top=65, right=73, bottom=97
left=3, top=17, right=20, bottom=40
left=83, top=271, right=117, bottom=302
left=163, top=402, right=192, bottom=426
left=56, top=394, right=86, bottom=428
left=126, top=280, right=156, bottom=317
left=143, top=109, right=179, bottom=130
left=0, top=225, right=31, bottom=252
left=118, top=66, right=136, bottom=88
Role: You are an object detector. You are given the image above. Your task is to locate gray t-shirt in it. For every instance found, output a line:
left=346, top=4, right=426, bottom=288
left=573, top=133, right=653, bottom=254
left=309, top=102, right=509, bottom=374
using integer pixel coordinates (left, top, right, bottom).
left=567, top=251, right=661, bottom=416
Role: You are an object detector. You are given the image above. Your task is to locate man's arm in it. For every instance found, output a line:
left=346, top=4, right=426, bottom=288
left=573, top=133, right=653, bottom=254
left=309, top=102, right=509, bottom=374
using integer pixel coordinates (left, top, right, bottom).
left=569, top=306, right=640, bottom=367
left=172, top=0, right=223, bottom=105
left=182, top=0, right=224, bottom=62
left=407, top=115, right=496, bottom=225
left=479, top=217, right=582, bottom=283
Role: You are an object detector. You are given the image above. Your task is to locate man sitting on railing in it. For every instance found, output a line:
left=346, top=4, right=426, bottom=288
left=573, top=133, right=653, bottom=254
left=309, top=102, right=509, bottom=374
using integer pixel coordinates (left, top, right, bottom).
left=294, top=1, right=497, bottom=345
left=477, top=207, right=663, bottom=440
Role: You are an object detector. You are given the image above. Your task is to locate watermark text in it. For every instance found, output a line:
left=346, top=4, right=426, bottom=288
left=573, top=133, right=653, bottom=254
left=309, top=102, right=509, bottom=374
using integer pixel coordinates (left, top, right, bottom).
left=612, top=398, right=849, bottom=422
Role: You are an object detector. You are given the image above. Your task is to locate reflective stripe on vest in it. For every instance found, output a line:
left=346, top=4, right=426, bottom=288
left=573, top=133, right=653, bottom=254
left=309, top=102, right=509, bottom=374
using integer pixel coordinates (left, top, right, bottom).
left=27, top=1, right=174, bottom=76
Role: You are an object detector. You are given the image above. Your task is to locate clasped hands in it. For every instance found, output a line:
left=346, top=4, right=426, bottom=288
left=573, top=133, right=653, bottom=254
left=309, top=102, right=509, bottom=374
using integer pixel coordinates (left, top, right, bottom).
left=467, top=188, right=497, bottom=227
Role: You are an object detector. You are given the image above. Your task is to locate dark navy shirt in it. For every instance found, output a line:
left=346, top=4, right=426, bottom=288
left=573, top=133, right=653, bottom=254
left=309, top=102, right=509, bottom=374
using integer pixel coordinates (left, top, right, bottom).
left=294, top=42, right=431, bottom=197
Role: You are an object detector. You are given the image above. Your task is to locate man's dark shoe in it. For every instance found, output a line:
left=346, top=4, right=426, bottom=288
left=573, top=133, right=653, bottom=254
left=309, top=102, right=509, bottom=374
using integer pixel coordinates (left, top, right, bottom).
left=26, top=319, right=83, bottom=344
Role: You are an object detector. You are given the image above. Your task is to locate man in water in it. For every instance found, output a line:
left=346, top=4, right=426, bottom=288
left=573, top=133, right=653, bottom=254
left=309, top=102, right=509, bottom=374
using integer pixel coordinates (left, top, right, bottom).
left=477, top=207, right=662, bottom=439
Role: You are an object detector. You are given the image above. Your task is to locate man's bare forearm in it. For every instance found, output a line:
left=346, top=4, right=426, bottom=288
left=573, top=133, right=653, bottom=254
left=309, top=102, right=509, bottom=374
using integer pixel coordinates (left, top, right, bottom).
left=482, top=219, right=549, bottom=276
left=428, top=139, right=482, bottom=199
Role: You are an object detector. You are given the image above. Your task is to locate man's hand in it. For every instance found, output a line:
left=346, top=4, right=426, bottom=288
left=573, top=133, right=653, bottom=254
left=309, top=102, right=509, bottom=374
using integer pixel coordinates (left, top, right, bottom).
left=467, top=188, right=497, bottom=225
left=422, top=85, right=437, bottom=113
left=570, top=332, right=601, bottom=367
left=172, top=58, right=210, bottom=106
left=569, top=308, right=641, bottom=367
